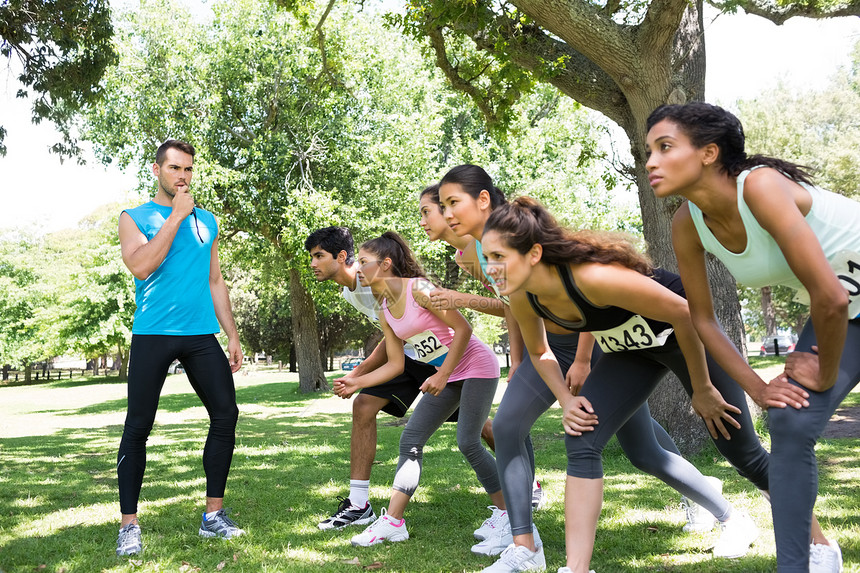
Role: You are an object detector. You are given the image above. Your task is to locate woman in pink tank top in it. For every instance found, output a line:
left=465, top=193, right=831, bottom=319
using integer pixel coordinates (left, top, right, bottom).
left=335, top=231, right=502, bottom=554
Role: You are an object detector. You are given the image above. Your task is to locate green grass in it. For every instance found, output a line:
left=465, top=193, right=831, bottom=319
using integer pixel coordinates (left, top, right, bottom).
left=0, top=368, right=858, bottom=572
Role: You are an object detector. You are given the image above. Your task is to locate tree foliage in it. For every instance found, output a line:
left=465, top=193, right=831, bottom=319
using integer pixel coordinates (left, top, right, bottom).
left=0, top=0, right=117, bottom=158
left=736, top=41, right=860, bottom=337
left=81, top=0, right=618, bottom=391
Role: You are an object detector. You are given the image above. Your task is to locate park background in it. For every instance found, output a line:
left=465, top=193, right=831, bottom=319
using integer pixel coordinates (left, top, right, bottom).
left=1, top=0, right=859, bottom=571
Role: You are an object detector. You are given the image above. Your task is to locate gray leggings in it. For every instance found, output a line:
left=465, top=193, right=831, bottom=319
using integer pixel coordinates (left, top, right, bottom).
left=770, top=318, right=860, bottom=572
left=393, top=377, right=501, bottom=498
left=495, top=331, right=732, bottom=537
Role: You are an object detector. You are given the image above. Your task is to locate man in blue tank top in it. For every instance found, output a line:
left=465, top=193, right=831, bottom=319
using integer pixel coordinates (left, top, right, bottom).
left=115, top=140, right=244, bottom=557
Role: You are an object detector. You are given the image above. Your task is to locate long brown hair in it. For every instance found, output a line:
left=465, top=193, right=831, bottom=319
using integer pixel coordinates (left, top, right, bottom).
left=484, top=197, right=652, bottom=275
left=360, top=231, right=426, bottom=278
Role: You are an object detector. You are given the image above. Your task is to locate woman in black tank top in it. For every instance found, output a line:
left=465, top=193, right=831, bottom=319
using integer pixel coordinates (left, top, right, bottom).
left=481, top=197, right=773, bottom=573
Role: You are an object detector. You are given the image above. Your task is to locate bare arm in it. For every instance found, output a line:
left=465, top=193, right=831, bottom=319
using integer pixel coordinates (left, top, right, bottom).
left=209, top=237, right=243, bottom=373
left=118, top=192, right=194, bottom=280
left=509, top=292, right=597, bottom=435
left=334, top=314, right=406, bottom=397
left=349, top=337, right=389, bottom=376
left=744, top=168, right=849, bottom=390
left=413, top=279, right=473, bottom=395
left=565, top=332, right=594, bottom=396
left=673, top=203, right=810, bottom=409
left=428, top=287, right=506, bottom=317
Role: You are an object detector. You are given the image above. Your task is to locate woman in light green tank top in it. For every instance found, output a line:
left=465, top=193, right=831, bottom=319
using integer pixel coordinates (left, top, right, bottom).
left=645, top=102, right=853, bottom=573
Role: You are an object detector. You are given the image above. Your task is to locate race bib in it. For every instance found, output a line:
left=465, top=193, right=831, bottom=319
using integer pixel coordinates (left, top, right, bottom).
left=833, top=250, right=860, bottom=319
left=793, top=250, right=860, bottom=319
left=593, top=314, right=673, bottom=353
left=406, top=330, right=450, bottom=366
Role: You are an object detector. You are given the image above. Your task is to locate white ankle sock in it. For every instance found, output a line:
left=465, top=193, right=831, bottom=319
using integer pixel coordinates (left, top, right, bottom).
left=349, top=479, right=370, bottom=508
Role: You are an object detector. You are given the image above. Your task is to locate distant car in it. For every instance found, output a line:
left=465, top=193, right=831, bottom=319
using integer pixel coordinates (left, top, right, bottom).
left=341, top=358, right=363, bottom=371
left=759, top=336, right=795, bottom=356
left=168, top=360, right=185, bottom=374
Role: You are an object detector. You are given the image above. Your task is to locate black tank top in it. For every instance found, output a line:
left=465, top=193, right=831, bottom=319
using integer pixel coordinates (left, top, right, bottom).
left=526, top=266, right=683, bottom=334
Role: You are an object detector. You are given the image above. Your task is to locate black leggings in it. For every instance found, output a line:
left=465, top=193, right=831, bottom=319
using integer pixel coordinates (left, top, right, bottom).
left=567, top=336, right=769, bottom=492
left=117, top=334, right=238, bottom=514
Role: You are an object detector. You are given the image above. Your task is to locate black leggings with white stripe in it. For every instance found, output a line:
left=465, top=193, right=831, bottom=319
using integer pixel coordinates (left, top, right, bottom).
left=117, top=334, right=238, bottom=515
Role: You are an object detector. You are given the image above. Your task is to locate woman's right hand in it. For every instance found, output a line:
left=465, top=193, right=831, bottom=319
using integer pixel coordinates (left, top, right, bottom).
left=753, top=372, right=810, bottom=410
left=561, top=396, right=598, bottom=436
left=428, top=288, right=459, bottom=311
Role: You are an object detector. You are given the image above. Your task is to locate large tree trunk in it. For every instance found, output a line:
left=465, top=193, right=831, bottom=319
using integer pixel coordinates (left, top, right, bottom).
left=623, top=1, right=746, bottom=454
left=288, top=267, right=328, bottom=392
left=24, top=363, right=32, bottom=383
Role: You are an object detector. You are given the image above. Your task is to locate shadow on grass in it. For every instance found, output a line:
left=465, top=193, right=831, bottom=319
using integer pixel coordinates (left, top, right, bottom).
left=1, top=380, right=858, bottom=572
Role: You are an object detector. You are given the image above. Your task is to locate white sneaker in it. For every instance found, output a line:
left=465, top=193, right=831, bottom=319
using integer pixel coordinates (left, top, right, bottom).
left=474, top=523, right=541, bottom=557
left=349, top=509, right=409, bottom=546
left=712, top=509, right=758, bottom=558
left=557, top=568, right=595, bottom=573
left=681, top=476, right=722, bottom=533
left=473, top=521, right=513, bottom=556
left=810, top=540, right=843, bottom=573
left=475, top=506, right=509, bottom=540
left=481, top=543, right=546, bottom=572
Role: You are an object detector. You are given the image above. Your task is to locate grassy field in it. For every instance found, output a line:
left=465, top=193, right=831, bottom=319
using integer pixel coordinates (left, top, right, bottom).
left=0, top=364, right=857, bottom=573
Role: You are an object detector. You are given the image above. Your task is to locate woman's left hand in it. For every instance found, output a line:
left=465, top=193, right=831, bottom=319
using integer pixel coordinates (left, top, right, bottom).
left=562, top=396, right=598, bottom=436
left=420, top=371, right=448, bottom=396
left=691, top=386, right=742, bottom=440
left=785, top=347, right=831, bottom=392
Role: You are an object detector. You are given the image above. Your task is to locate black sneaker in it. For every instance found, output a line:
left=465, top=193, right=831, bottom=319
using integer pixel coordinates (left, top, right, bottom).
left=318, top=496, right=376, bottom=530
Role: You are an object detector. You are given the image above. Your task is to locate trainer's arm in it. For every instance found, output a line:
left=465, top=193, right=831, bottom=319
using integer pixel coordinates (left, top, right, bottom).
left=118, top=192, right=194, bottom=280
left=210, top=236, right=243, bottom=373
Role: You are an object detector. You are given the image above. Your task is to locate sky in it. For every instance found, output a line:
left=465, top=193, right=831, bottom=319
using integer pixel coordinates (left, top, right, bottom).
left=0, top=5, right=858, bottom=235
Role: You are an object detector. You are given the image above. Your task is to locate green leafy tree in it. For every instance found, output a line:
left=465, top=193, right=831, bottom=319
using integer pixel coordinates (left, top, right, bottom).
left=351, top=0, right=860, bottom=451
left=0, top=236, right=52, bottom=381
left=0, top=0, right=117, bottom=157
left=56, top=207, right=135, bottom=380
left=736, top=45, right=860, bottom=339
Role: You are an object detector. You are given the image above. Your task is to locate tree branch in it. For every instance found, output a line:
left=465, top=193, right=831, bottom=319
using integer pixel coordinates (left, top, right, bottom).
left=708, top=0, right=860, bottom=24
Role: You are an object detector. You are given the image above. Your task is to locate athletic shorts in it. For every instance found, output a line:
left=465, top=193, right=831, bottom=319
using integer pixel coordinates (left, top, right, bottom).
left=359, top=355, right=436, bottom=417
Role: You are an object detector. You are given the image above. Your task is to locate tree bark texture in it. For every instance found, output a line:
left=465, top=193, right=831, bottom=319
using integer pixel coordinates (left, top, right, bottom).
left=288, top=267, right=328, bottom=392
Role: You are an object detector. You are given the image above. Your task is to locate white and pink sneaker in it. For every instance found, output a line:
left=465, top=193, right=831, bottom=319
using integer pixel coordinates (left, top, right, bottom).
left=350, top=508, right=409, bottom=546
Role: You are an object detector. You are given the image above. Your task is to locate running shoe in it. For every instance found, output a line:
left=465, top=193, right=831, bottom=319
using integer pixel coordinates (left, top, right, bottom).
left=475, top=506, right=509, bottom=540
left=350, top=508, right=409, bottom=546
left=472, top=521, right=513, bottom=556
left=116, top=522, right=142, bottom=556
left=199, top=508, right=245, bottom=539
left=681, top=476, right=722, bottom=533
left=318, top=496, right=376, bottom=530
left=474, top=523, right=541, bottom=557
left=532, top=480, right=545, bottom=511
left=481, top=543, right=546, bottom=572
left=712, top=509, right=758, bottom=558
left=810, top=540, right=843, bottom=573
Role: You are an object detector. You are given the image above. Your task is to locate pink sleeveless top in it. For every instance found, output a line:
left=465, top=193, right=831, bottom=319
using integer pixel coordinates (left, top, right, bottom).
left=382, top=278, right=499, bottom=381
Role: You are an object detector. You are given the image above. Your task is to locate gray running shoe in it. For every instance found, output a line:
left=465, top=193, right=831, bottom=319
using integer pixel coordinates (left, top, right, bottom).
left=199, top=508, right=246, bottom=539
left=116, top=523, right=142, bottom=556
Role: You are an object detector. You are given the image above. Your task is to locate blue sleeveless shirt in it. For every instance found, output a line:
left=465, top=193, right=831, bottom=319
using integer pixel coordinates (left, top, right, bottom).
left=123, top=201, right=220, bottom=335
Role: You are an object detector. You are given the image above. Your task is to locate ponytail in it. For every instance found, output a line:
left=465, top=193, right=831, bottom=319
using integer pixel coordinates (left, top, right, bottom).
left=360, top=231, right=426, bottom=278
left=484, top=197, right=652, bottom=275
